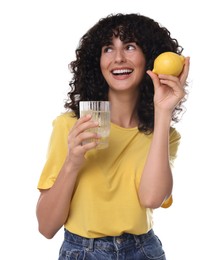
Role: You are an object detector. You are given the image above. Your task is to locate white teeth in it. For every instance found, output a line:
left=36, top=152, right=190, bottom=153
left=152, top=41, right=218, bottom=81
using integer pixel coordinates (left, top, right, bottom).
left=112, top=69, right=133, bottom=74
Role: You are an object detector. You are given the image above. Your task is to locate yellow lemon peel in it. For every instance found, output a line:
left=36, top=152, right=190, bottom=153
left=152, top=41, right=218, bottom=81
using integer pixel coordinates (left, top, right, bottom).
left=152, top=52, right=185, bottom=76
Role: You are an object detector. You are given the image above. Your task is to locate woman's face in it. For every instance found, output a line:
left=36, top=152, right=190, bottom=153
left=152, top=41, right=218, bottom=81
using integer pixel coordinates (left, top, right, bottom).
left=100, top=36, right=146, bottom=94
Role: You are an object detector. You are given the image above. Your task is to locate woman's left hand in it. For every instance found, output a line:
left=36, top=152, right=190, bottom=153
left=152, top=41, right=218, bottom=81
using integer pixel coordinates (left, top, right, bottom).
left=147, top=56, right=190, bottom=113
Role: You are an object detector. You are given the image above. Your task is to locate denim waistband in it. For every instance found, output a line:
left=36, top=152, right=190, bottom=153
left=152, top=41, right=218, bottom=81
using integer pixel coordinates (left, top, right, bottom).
left=64, top=229, right=154, bottom=251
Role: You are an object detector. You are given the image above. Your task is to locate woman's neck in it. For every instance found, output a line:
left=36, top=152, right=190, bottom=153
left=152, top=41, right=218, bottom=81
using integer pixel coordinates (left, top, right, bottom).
left=109, top=91, right=139, bottom=128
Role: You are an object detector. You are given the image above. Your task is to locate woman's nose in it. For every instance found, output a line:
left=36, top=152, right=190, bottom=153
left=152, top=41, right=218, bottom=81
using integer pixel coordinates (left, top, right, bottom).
left=114, top=50, right=126, bottom=63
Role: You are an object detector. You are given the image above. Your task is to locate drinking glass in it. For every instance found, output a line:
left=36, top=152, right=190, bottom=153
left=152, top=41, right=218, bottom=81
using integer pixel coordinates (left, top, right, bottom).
left=79, top=101, right=110, bottom=149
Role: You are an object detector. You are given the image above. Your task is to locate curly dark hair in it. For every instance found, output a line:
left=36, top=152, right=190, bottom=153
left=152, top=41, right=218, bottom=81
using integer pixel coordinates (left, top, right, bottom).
left=65, top=13, right=187, bottom=134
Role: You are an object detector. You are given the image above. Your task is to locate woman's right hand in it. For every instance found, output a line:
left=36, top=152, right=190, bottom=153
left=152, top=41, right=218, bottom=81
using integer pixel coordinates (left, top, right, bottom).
left=66, top=114, right=100, bottom=171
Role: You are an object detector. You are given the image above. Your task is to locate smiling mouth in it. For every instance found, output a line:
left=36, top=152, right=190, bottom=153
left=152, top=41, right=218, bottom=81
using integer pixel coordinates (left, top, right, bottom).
left=111, top=69, right=133, bottom=75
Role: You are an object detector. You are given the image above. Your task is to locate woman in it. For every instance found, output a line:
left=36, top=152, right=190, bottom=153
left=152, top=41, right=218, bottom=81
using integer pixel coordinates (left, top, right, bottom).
left=36, top=13, right=190, bottom=259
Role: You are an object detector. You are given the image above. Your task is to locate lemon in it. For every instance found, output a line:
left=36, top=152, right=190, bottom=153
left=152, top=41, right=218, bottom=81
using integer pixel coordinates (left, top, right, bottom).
left=152, top=52, right=185, bottom=76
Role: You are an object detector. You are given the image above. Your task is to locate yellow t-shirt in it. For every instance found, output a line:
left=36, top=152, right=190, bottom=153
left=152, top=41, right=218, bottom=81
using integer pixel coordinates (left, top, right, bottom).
left=37, top=112, right=180, bottom=238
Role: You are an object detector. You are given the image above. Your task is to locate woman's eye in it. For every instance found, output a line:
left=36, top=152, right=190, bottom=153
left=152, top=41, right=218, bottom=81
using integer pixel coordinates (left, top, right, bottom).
left=103, top=46, right=112, bottom=53
left=126, top=45, right=135, bottom=51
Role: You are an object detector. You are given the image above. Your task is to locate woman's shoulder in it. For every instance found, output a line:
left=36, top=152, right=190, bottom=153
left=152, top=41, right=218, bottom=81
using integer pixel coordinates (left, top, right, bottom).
left=53, top=111, right=78, bottom=128
left=55, top=111, right=77, bottom=120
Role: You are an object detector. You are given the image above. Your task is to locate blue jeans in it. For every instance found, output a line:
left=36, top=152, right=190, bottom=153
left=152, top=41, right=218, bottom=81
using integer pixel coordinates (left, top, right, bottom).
left=58, top=228, right=166, bottom=260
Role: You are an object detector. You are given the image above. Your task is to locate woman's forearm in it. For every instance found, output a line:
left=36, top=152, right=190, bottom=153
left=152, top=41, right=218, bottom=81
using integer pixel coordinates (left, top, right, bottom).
left=138, top=112, right=173, bottom=209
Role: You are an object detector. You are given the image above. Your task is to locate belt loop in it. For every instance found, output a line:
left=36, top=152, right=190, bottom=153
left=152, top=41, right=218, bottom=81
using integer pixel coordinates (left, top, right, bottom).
left=86, top=238, right=94, bottom=251
left=133, top=235, right=141, bottom=246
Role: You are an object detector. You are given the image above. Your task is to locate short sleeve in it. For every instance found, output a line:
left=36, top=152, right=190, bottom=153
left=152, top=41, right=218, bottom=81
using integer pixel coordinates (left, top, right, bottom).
left=161, top=127, right=181, bottom=208
left=37, top=113, right=76, bottom=190
left=169, top=127, right=181, bottom=168
left=161, top=195, right=173, bottom=208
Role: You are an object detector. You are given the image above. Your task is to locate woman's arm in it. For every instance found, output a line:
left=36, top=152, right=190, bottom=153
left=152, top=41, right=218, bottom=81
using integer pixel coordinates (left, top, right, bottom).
left=36, top=115, right=99, bottom=239
left=36, top=158, right=80, bottom=239
left=138, top=111, right=173, bottom=209
left=138, top=57, right=190, bottom=209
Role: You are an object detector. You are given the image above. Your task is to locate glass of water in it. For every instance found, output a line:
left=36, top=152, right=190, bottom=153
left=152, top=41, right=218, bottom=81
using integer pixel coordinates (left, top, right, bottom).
left=79, top=101, right=110, bottom=149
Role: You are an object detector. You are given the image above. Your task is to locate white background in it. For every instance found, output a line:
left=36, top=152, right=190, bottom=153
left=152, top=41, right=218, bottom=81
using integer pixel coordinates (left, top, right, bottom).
left=0, top=0, right=218, bottom=259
